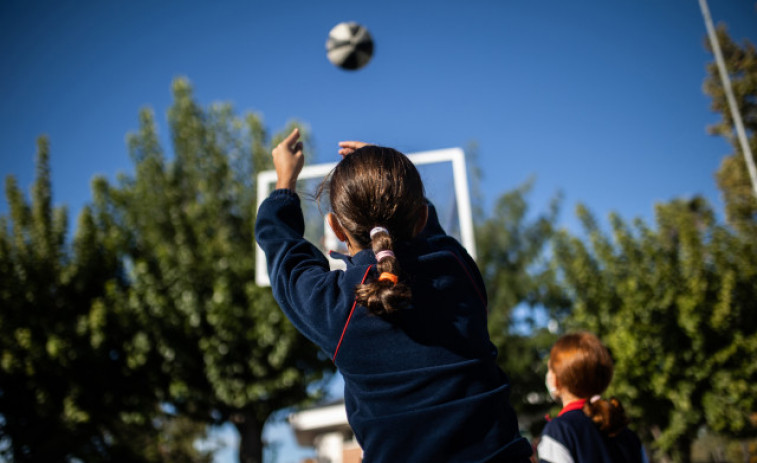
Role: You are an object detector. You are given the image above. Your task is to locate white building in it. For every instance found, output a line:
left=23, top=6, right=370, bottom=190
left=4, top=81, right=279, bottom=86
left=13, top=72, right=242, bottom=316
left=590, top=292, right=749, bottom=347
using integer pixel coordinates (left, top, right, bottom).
left=288, top=400, right=363, bottom=463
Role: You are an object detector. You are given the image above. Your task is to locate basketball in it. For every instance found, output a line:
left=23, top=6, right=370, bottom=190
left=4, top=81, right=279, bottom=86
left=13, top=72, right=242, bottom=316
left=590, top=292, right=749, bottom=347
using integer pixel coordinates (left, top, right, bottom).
left=326, top=22, right=374, bottom=71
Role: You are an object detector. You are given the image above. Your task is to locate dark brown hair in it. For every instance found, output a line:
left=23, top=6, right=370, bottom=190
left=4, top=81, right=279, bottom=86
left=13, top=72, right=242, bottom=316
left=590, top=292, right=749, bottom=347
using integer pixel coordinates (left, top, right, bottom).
left=549, top=331, right=629, bottom=437
left=319, top=146, right=426, bottom=315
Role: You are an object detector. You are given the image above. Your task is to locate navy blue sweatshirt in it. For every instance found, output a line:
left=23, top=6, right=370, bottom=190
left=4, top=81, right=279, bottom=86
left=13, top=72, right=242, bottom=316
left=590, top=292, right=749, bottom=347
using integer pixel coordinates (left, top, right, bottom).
left=538, top=407, right=647, bottom=463
left=255, top=189, right=531, bottom=462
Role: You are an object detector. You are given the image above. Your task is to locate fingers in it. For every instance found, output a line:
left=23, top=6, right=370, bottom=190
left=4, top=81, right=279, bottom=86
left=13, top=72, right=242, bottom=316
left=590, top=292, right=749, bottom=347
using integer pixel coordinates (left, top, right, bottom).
left=273, top=128, right=303, bottom=158
left=283, top=127, right=300, bottom=147
left=272, top=130, right=305, bottom=191
left=338, top=141, right=369, bottom=150
left=338, top=140, right=370, bottom=157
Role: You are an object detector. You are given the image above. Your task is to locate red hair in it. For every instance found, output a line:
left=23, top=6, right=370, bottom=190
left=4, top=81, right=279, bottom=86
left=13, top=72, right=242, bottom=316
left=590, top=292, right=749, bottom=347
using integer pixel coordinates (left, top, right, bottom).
left=549, top=332, right=629, bottom=437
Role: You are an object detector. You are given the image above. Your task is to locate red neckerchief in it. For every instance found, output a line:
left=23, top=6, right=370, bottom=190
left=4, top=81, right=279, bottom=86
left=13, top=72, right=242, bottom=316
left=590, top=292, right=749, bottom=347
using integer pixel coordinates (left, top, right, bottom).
left=545, top=399, right=587, bottom=422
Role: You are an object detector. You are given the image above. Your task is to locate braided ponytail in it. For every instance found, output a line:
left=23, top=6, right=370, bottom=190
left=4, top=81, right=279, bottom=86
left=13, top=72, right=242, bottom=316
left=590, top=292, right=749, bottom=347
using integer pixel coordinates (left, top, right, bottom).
left=355, top=227, right=411, bottom=315
left=318, top=145, right=426, bottom=315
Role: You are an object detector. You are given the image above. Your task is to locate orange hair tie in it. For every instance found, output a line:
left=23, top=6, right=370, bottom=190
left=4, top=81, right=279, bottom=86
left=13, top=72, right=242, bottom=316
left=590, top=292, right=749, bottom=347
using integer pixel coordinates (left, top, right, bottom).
left=378, top=272, right=399, bottom=285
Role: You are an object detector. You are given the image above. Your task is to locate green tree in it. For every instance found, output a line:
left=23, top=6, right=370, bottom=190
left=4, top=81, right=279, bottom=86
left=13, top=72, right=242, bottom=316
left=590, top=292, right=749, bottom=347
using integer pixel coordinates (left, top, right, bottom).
left=541, top=26, right=757, bottom=463
left=475, top=181, right=565, bottom=420
left=703, top=25, right=757, bottom=239
left=101, top=78, right=331, bottom=463
left=0, top=138, right=211, bottom=461
left=550, top=197, right=757, bottom=462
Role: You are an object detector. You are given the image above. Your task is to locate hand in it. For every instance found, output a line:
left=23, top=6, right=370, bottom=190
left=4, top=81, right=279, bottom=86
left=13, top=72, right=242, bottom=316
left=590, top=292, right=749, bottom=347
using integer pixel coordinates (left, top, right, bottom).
left=338, top=141, right=372, bottom=157
left=273, top=128, right=305, bottom=190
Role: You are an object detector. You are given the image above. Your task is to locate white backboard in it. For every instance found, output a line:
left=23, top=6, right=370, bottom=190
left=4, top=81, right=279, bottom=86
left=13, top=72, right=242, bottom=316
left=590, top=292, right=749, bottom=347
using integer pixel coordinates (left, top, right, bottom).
left=256, top=148, right=475, bottom=287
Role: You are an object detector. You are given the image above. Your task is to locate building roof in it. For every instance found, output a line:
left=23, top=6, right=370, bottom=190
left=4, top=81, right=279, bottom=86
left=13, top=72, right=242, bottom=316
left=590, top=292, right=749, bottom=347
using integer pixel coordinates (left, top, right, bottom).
left=288, top=400, right=353, bottom=446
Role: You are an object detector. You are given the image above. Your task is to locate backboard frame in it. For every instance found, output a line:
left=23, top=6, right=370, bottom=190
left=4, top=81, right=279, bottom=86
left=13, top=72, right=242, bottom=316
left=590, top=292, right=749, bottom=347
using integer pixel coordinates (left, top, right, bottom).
left=255, top=147, right=475, bottom=287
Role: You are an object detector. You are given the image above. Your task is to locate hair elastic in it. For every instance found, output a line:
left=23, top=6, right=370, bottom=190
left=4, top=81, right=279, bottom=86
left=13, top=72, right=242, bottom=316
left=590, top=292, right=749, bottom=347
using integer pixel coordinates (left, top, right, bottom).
left=375, top=250, right=395, bottom=262
left=590, top=395, right=601, bottom=403
left=370, top=227, right=390, bottom=239
left=378, top=272, right=399, bottom=285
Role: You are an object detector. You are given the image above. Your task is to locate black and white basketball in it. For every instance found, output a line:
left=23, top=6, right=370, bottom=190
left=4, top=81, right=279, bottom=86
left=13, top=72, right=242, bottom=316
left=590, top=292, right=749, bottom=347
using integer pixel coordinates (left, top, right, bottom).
left=326, top=22, right=374, bottom=71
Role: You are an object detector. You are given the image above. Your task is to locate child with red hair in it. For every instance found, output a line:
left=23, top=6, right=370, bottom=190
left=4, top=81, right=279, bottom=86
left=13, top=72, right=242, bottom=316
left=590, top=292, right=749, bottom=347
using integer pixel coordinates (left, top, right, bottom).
left=538, top=332, right=648, bottom=463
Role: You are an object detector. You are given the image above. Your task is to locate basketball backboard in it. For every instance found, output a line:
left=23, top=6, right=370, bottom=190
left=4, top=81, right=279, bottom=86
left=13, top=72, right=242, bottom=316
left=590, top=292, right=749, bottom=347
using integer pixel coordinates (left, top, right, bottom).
left=255, top=147, right=475, bottom=287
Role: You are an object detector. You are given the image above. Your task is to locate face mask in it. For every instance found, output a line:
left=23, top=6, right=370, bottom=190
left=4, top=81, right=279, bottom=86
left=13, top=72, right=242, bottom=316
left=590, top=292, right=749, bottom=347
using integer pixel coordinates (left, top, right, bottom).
left=545, top=370, right=558, bottom=400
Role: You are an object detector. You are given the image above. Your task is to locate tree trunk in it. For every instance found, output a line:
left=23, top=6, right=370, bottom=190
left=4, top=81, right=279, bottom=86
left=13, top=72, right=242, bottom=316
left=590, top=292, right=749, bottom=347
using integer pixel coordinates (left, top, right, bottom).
left=650, top=425, right=672, bottom=463
left=232, top=410, right=264, bottom=463
left=741, top=440, right=750, bottom=463
left=671, top=435, right=692, bottom=463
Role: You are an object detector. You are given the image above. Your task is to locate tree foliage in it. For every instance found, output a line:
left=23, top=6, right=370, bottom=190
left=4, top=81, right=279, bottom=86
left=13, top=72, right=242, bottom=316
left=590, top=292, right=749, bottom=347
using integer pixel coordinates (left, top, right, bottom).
left=475, top=181, right=565, bottom=419
left=1, top=78, right=332, bottom=463
left=703, top=25, right=757, bottom=239
left=544, top=27, right=757, bottom=463
left=0, top=137, right=212, bottom=462
left=551, top=198, right=756, bottom=461
left=99, top=77, right=331, bottom=463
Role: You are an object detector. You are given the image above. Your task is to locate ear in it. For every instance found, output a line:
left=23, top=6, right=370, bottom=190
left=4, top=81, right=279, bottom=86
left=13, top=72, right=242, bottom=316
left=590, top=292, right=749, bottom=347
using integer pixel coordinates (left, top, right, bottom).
left=412, top=205, right=429, bottom=237
left=327, top=213, right=348, bottom=242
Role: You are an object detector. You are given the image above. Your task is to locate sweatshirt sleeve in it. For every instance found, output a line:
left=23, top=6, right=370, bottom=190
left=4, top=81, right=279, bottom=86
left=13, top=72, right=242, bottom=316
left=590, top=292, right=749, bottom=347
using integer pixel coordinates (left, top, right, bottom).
left=254, top=189, right=356, bottom=355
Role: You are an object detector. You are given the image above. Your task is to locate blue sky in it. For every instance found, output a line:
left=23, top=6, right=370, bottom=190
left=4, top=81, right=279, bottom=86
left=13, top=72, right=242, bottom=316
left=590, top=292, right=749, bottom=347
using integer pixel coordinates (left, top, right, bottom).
left=2, top=1, right=756, bottom=462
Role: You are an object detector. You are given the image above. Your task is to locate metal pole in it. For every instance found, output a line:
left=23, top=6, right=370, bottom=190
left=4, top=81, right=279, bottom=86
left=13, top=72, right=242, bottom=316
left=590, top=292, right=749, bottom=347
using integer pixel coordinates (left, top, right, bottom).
left=699, top=0, right=757, bottom=200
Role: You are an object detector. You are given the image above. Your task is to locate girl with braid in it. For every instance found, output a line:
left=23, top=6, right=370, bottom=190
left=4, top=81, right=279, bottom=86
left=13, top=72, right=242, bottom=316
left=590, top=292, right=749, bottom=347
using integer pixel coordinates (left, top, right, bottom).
left=255, top=129, right=532, bottom=463
left=538, top=332, right=648, bottom=463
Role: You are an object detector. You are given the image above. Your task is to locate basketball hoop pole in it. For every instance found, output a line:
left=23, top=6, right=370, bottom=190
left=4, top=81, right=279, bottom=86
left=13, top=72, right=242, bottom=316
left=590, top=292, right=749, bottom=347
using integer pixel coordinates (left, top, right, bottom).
left=699, top=0, right=757, bottom=200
